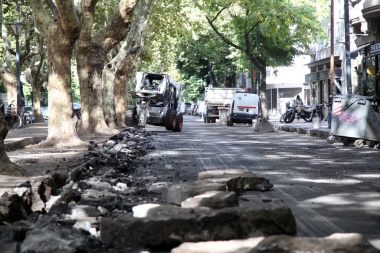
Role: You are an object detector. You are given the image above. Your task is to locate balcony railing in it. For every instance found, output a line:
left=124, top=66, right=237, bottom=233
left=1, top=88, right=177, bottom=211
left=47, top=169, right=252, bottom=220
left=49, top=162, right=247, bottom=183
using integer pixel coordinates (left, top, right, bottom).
left=314, top=45, right=345, bottom=62
left=305, top=68, right=342, bottom=82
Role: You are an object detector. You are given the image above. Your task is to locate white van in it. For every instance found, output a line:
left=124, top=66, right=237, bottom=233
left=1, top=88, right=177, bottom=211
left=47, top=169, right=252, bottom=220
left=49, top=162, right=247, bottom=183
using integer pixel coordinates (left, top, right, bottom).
left=227, top=92, right=261, bottom=126
left=197, top=101, right=206, bottom=118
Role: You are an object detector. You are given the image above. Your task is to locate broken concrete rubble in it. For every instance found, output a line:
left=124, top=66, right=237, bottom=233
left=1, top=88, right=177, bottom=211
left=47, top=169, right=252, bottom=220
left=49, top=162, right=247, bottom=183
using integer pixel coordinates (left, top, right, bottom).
left=171, top=233, right=380, bottom=253
left=249, top=233, right=380, bottom=253
left=171, top=237, right=265, bottom=253
left=100, top=205, right=296, bottom=249
left=181, top=191, right=238, bottom=209
left=162, top=181, right=227, bottom=205
left=0, top=127, right=378, bottom=252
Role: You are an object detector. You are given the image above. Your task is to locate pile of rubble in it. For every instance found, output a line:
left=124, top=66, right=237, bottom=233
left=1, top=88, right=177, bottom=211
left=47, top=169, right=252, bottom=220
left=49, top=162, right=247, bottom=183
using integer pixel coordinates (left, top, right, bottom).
left=0, top=127, right=378, bottom=253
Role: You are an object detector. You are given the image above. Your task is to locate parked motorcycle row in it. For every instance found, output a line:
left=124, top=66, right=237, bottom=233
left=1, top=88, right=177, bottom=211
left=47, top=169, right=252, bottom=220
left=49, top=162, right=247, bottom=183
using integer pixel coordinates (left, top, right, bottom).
left=280, top=100, right=328, bottom=124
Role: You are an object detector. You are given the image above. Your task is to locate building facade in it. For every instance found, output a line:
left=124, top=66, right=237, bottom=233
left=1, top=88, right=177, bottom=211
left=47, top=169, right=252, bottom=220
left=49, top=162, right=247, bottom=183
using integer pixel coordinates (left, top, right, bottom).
left=305, top=0, right=380, bottom=117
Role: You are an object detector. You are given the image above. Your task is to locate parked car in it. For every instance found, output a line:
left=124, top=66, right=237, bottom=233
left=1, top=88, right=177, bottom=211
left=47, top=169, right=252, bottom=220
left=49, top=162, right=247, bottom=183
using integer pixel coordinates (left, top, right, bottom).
left=191, top=104, right=198, bottom=116
left=23, top=106, right=35, bottom=123
left=185, top=103, right=192, bottom=115
left=41, top=107, right=49, bottom=121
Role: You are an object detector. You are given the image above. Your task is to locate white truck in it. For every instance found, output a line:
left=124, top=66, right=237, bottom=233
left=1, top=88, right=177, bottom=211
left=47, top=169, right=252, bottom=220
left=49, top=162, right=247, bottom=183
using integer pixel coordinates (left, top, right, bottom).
left=203, top=87, right=244, bottom=123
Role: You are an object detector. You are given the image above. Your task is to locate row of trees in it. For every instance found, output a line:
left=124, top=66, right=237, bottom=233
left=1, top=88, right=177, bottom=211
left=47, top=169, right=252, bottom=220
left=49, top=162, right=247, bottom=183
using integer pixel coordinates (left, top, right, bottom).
left=0, top=0, right=327, bottom=173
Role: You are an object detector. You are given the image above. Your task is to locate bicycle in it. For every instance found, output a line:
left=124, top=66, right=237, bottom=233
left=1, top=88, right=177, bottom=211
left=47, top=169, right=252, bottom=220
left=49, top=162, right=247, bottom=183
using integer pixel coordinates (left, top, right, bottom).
left=2, top=101, right=22, bottom=129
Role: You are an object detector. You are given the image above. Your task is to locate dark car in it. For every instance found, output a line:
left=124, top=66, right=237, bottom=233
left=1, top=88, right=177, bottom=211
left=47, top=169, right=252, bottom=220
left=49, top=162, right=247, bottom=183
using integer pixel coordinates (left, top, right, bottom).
left=185, top=103, right=192, bottom=115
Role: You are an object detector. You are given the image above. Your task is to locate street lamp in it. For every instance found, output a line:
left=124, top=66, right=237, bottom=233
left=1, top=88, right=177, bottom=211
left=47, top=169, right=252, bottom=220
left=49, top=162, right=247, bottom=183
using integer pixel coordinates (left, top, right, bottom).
left=9, top=21, right=25, bottom=116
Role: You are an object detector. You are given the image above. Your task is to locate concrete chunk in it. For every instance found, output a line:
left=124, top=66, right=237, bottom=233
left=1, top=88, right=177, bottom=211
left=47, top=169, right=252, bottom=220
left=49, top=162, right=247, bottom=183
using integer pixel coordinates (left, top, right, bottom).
left=181, top=191, right=238, bottom=209
left=100, top=206, right=296, bottom=249
left=198, top=169, right=256, bottom=180
left=250, top=233, right=380, bottom=253
left=171, top=237, right=264, bottom=253
left=162, top=181, right=226, bottom=205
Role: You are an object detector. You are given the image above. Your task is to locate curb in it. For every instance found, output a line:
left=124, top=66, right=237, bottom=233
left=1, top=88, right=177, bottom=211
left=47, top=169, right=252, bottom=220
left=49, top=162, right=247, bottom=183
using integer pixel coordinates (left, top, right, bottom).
left=274, top=125, right=332, bottom=139
left=4, top=136, right=43, bottom=151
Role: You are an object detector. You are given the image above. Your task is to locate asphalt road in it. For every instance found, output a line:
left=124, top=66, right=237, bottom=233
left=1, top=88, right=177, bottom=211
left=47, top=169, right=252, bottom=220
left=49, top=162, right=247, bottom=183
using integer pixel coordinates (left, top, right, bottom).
left=139, top=114, right=380, bottom=249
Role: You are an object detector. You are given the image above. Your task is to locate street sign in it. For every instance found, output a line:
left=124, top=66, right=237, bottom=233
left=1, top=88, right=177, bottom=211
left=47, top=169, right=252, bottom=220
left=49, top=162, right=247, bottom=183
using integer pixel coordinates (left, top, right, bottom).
left=370, top=43, right=380, bottom=54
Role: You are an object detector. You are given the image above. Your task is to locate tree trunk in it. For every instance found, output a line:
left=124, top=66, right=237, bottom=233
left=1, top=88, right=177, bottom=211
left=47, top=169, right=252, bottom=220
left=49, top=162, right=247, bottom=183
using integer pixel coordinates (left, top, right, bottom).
left=0, top=70, right=16, bottom=106
left=103, top=66, right=117, bottom=128
left=113, top=66, right=128, bottom=127
left=32, top=82, right=43, bottom=122
left=43, top=24, right=84, bottom=146
left=257, top=61, right=274, bottom=132
left=76, top=39, right=114, bottom=134
left=76, top=0, right=138, bottom=134
left=107, top=0, right=153, bottom=126
left=29, top=0, right=84, bottom=147
left=0, top=112, right=28, bottom=176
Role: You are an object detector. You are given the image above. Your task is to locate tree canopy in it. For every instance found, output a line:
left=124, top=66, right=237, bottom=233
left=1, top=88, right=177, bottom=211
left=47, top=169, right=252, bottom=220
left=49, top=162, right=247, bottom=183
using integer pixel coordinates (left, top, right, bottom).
left=0, top=0, right=327, bottom=137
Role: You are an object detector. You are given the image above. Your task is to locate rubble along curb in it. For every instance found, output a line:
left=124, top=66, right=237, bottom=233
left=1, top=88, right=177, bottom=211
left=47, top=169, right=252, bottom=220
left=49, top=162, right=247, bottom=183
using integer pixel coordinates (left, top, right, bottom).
left=274, top=125, right=332, bottom=139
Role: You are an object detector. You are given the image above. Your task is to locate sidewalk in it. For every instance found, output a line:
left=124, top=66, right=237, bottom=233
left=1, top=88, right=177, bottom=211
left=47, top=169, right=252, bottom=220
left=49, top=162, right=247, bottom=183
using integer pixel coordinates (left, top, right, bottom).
left=269, top=114, right=332, bottom=139
left=3, top=116, right=333, bottom=148
left=4, top=122, right=48, bottom=151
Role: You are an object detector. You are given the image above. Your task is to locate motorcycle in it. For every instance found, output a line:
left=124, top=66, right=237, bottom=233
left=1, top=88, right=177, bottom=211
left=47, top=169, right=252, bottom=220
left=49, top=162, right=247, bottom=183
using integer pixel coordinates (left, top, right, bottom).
left=280, top=100, right=324, bottom=123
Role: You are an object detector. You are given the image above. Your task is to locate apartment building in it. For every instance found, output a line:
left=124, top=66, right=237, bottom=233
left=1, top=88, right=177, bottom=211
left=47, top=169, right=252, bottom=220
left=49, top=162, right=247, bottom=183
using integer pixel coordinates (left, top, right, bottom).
left=305, top=0, right=380, bottom=112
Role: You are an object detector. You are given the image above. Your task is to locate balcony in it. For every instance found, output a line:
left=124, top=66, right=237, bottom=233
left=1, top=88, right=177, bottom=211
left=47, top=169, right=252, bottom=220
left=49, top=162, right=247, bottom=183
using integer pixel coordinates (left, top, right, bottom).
left=305, top=68, right=342, bottom=83
left=362, top=0, right=380, bottom=18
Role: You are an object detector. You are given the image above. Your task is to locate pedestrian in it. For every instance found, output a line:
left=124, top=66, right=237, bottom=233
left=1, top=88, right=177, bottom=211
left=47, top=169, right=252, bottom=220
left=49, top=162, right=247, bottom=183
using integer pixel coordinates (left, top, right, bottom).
left=295, top=95, right=303, bottom=105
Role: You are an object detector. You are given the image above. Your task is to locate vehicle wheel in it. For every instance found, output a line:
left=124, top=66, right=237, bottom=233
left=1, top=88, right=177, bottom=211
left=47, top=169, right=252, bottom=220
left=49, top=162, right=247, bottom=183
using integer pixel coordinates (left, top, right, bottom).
left=304, top=114, right=313, bottom=122
left=280, top=115, right=285, bottom=123
left=11, top=115, right=22, bottom=129
left=284, top=113, right=295, bottom=123
left=211, top=118, right=216, bottom=123
left=227, top=120, right=233, bottom=127
left=126, top=106, right=138, bottom=127
left=368, top=141, right=377, bottom=148
left=173, top=112, right=183, bottom=132
left=165, top=108, right=177, bottom=130
left=354, top=139, right=365, bottom=148
left=206, top=115, right=211, bottom=123
left=342, top=137, right=351, bottom=146
left=326, top=135, right=335, bottom=145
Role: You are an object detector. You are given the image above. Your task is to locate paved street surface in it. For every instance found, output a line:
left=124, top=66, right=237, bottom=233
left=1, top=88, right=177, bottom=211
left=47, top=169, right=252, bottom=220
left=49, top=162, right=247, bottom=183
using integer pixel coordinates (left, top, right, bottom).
left=3, top=115, right=380, bottom=249
left=138, top=114, right=380, bottom=249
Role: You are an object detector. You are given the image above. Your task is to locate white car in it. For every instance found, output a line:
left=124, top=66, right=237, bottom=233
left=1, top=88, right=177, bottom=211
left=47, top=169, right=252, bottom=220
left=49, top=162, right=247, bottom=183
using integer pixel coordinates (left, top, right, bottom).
left=41, top=107, right=49, bottom=121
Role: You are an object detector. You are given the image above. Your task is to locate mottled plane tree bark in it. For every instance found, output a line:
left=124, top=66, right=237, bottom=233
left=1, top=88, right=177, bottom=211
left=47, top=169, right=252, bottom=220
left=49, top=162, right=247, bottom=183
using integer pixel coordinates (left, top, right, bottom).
left=104, top=0, right=153, bottom=127
left=0, top=113, right=28, bottom=176
left=75, top=0, right=138, bottom=134
left=0, top=0, right=28, bottom=175
left=24, top=36, right=47, bottom=123
left=30, top=0, right=83, bottom=147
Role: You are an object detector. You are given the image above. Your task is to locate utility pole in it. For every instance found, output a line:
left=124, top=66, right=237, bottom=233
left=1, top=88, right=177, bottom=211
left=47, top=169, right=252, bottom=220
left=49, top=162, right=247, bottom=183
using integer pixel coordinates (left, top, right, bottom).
left=344, top=0, right=352, bottom=94
left=330, top=0, right=334, bottom=89
left=329, top=0, right=334, bottom=128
